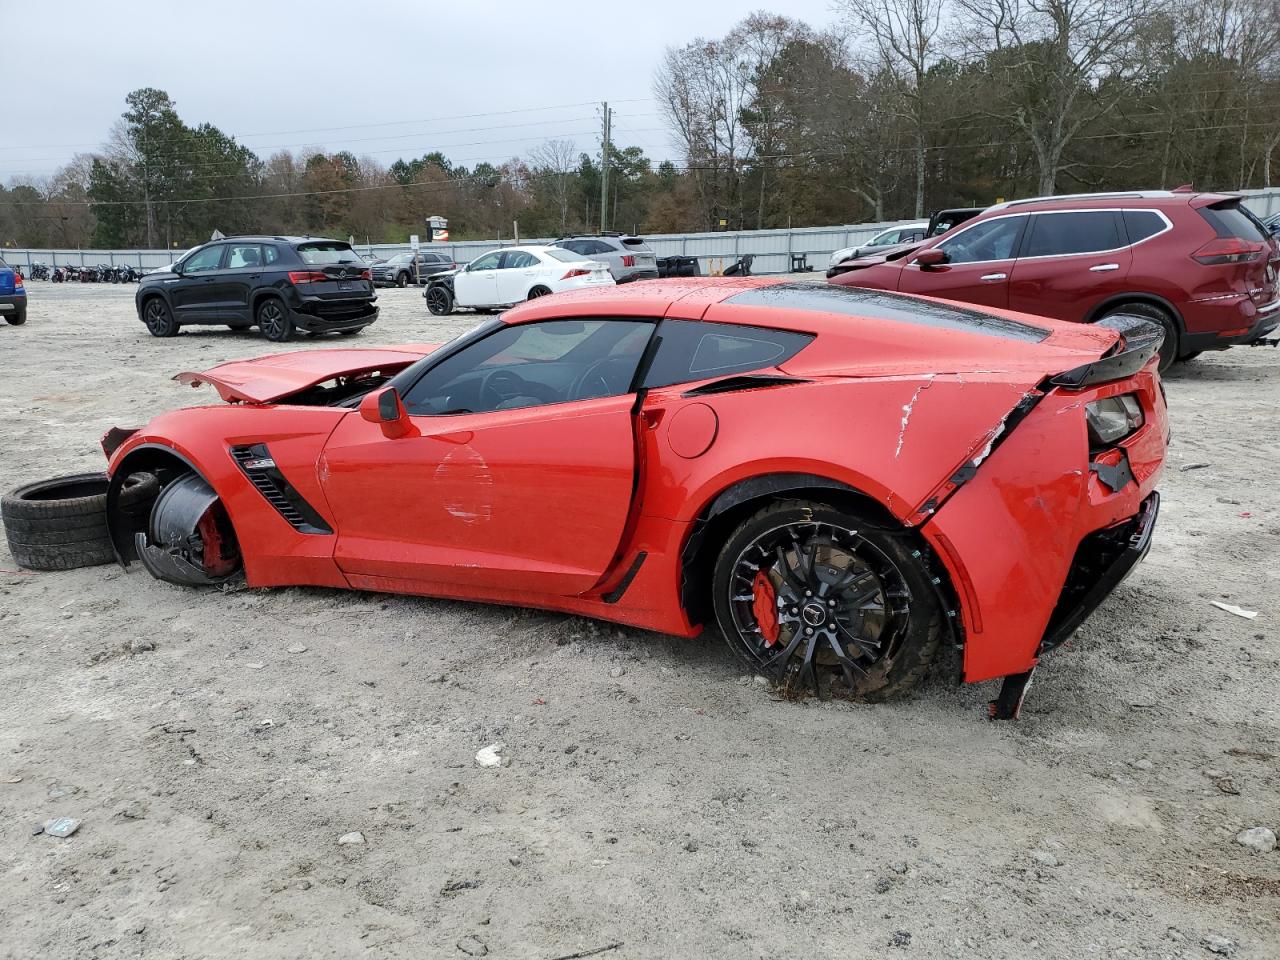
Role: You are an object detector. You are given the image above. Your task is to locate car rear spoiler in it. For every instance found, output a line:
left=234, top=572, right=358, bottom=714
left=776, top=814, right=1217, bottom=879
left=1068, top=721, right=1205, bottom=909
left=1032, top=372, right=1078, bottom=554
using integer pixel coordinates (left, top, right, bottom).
left=1048, top=314, right=1164, bottom=388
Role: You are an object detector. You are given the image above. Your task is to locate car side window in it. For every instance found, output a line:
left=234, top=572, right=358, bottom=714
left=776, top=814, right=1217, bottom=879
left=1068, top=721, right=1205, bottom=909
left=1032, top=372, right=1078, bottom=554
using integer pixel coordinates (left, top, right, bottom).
left=505, top=251, right=538, bottom=269
left=937, top=217, right=1025, bottom=264
left=1023, top=211, right=1122, bottom=257
left=469, top=252, right=502, bottom=272
left=590, top=241, right=615, bottom=255
left=182, top=245, right=225, bottom=274
left=262, top=245, right=280, bottom=265
left=642, top=320, right=814, bottom=389
left=401, top=319, right=655, bottom=415
left=1122, top=210, right=1167, bottom=244
left=561, top=240, right=588, bottom=255
left=226, top=244, right=264, bottom=269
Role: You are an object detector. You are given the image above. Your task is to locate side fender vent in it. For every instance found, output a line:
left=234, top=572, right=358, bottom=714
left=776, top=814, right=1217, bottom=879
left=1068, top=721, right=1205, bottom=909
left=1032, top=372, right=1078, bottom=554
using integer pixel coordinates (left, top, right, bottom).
left=230, top=444, right=333, bottom=535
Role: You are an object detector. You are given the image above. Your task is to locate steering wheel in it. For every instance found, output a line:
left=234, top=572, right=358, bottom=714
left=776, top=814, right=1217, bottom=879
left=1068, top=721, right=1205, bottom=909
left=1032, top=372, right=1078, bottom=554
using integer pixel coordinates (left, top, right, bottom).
left=572, top=356, right=635, bottom=401
left=478, top=369, right=558, bottom=408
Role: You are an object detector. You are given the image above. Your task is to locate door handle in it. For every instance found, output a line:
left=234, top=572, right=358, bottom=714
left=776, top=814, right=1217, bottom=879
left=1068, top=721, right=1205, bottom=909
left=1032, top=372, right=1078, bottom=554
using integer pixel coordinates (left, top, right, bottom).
left=1089, top=263, right=1121, bottom=272
left=980, top=273, right=1007, bottom=282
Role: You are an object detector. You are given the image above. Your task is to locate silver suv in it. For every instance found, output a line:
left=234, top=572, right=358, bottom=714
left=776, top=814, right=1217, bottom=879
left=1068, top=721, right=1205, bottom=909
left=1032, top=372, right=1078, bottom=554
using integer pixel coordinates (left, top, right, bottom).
left=549, top=234, right=658, bottom=283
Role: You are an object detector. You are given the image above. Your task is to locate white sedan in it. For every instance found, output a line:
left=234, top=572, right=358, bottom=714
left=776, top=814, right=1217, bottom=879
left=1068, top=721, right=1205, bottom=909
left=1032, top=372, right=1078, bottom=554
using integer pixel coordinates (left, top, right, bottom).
left=828, top=222, right=929, bottom=270
left=425, top=245, right=614, bottom=315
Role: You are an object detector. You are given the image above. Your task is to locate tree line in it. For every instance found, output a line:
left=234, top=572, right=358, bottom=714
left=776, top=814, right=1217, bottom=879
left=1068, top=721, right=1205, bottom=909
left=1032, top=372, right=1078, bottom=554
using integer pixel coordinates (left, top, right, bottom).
left=2, top=0, right=1277, bottom=250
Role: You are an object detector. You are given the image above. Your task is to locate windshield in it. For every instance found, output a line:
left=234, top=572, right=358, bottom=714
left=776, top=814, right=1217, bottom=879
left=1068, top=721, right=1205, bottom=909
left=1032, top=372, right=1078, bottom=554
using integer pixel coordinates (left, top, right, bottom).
left=296, top=242, right=363, bottom=265
left=387, top=253, right=414, bottom=264
left=544, top=248, right=588, bottom=263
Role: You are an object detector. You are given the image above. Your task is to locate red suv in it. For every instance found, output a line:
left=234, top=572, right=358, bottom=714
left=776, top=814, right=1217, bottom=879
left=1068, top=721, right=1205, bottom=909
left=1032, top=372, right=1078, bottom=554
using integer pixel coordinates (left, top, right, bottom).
left=829, top=190, right=1280, bottom=370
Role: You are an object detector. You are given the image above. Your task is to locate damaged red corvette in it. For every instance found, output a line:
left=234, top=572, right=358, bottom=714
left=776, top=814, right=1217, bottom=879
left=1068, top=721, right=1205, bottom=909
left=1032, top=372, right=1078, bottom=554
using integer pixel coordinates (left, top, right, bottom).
left=101, top=278, right=1167, bottom=716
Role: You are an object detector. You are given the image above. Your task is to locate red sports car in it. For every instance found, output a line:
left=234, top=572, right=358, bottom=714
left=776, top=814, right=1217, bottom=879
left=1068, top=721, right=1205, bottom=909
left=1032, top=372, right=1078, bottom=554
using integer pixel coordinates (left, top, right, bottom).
left=101, top=278, right=1168, bottom=717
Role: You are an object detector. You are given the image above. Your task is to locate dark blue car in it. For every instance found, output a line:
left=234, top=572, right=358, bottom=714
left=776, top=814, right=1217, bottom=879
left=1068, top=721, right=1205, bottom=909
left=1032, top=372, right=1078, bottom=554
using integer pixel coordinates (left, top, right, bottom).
left=0, top=257, right=26, bottom=325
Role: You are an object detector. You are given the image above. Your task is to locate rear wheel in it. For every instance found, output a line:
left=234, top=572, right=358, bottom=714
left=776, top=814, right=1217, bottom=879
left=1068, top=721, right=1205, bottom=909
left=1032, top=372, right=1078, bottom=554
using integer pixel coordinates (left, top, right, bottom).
left=527, top=285, right=552, bottom=300
left=256, top=297, right=295, bottom=342
left=713, top=501, right=943, bottom=701
left=1099, top=302, right=1178, bottom=373
left=1179, top=349, right=1203, bottom=361
left=142, top=297, right=178, bottom=337
left=5, top=309, right=25, bottom=326
left=426, top=285, right=454, bottom=316
left=396, top=272, right=408, bottom=288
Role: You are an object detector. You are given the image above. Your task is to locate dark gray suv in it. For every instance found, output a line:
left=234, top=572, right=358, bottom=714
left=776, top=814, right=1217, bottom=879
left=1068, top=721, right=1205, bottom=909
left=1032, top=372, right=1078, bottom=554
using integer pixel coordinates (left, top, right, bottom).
left=549, top=234, right=658, bottom=283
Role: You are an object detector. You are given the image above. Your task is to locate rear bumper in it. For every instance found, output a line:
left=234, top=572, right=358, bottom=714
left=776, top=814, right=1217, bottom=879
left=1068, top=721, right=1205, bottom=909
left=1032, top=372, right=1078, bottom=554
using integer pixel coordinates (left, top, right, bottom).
left=1038, top=492, right=1159, bottom=653
left=0, top=293, right=26, bottom=311
left=617, top=270, right=660, bottom=283
left=289, top=297, right=378, bottom=332
left=1181, top=294, right=1280, bottom=351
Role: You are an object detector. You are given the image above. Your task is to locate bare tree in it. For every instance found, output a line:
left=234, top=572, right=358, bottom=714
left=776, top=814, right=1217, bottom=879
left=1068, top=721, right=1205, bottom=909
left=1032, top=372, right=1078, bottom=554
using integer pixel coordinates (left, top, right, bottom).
left=839, top=0, right=949, bottom=217
left=956, top=0, right=1157, bottom=195
left=529, top=139, right=578, bottom=233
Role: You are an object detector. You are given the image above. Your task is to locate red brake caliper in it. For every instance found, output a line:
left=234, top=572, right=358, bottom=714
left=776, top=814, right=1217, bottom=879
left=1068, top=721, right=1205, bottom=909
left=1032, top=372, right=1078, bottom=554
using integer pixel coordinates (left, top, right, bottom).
left=752, top=571, right=780, bottom=647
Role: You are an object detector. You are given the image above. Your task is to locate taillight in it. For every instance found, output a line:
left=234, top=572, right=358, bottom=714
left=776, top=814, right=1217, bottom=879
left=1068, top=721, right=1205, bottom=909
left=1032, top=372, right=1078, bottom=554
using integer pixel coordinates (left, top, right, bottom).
left=621, top=255, right=635, bottom=267
left=1085, top=394, right=1144, bottom=449
left=561, top=268, right=591, bottom=280
left=359, top=268, right=371, bottom=281
left=287, top=270, right=328, bottom=284
left=1192, top=237, right=1264, bottom=265
left=14, top=275, right=23, bottom=288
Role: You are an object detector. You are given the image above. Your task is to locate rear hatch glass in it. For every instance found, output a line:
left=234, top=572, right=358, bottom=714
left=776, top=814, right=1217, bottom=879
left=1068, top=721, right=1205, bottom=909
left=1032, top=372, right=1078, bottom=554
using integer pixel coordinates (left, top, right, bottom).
left=1198, top=201, right=1270, bottom=241
left=296, top=242, right=365, bottom=265
left=728, top=284, right=1050, bottom=342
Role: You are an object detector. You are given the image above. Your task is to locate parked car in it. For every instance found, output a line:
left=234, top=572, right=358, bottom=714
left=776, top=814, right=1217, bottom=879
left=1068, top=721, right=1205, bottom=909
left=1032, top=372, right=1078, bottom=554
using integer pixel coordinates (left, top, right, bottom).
left=371, top=251, right=455, bottom=287
left=829, top=222, right=929, bottom=273
left=1264, top=211, right=1280, bottom=237
left=549, top=234, right=658, bottom=283
left=134, top=236, right=378, bottom=342
left=828, top=209, right=987, bottom=279
left=99, top=277, right=1167, bottom=717
left=830, top=190, right=1280, bottom=371
left=0, top=257, right=27, bottom=325
left=424, top=245, right=613, bottom=315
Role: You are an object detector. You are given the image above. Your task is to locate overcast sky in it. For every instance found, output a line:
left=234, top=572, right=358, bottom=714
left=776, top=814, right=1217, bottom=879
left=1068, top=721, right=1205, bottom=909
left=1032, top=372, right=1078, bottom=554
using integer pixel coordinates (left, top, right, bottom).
left=1, top=0, right=840, bottom=184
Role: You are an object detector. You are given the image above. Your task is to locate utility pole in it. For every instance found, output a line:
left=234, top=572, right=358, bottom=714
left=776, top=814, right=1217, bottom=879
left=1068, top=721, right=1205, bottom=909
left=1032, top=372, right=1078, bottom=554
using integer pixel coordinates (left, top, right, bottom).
left=142, top=124, right=154, bottom=249
left=599, top=102, right=611, bottom=234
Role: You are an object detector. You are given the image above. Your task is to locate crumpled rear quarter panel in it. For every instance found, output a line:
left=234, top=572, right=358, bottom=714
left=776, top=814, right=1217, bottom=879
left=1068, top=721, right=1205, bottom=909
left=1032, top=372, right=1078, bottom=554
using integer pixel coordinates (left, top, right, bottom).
left=922, top=368, right=1166, bottom=683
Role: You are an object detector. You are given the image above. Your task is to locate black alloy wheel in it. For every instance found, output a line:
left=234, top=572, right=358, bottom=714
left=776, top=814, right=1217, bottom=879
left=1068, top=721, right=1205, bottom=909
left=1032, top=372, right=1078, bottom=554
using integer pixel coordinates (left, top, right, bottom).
left=142, top=298, right=178, bottom=337
left=713, top=502, right=943, bottom=701
left=257, top=298, right=295, bottom=342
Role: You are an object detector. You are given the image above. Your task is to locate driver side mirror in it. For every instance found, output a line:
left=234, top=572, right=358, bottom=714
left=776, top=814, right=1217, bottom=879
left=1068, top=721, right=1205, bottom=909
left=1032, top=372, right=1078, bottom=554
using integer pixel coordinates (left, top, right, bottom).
left=913, top=249, right=948, bottom=268
left=359, top=387, right=417, bottom=439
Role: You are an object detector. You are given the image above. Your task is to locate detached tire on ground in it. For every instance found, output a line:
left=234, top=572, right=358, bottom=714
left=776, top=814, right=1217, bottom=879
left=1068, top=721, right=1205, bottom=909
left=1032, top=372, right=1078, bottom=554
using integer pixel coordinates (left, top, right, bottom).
left=2, top=473, right=158, bottom=570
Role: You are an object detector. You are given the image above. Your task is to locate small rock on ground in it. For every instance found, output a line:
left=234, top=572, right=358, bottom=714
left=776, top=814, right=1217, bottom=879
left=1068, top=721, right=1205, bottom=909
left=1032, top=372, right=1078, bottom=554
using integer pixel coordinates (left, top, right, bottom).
left=1201, top=933, right=1238, bottom=956
left=337, top=831, right=365, bottom=845
left=1235, top=826, right=1276, bottom=854
left=456, top=935, right=488, bottom=957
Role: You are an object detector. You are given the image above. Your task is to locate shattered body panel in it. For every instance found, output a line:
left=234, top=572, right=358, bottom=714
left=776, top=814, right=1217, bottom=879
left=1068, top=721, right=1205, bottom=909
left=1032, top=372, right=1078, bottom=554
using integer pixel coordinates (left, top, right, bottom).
left=105, top=276, right=1168, bottom=690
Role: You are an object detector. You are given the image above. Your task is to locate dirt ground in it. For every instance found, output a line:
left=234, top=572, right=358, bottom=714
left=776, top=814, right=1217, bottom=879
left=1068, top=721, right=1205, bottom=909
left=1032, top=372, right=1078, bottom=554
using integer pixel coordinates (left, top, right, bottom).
left=0, top=282, right=1277, bottom=960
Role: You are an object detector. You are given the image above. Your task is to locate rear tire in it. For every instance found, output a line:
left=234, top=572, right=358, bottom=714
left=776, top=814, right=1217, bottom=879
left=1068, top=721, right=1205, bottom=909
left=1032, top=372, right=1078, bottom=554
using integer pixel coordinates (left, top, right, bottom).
left=2, top=473, right=158, bottom=571
left=1099, top=302, right=1178, bottom=373
left=1179, top=349, right=1203, bottom=361
left=712, top=500, right=943, bottom=701
left=257, top=297, right=295, bottom=342
left=5, top=309, right=25, bottom=326
left=527, top=285, right=552, bottom=300
left=141, top=297, right=178, bottom=337
left=396, top=272, right=408, bottom=288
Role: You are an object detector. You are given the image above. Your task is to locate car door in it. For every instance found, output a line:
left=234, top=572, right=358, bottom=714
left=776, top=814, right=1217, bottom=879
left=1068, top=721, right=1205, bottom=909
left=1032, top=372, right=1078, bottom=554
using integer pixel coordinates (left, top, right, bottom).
left=496, top=250, right=539, bottom=303
left=1007, top=210, right=1133, bottom=322
left=899, top=214, right=1028, bottom=310
left=320, top=317, right=656, bottom=596
left=170, top=244, right=227, bottom=323
left=221, top=242, right=267, bottom=324
left=453, top=250, right=502, bottom=306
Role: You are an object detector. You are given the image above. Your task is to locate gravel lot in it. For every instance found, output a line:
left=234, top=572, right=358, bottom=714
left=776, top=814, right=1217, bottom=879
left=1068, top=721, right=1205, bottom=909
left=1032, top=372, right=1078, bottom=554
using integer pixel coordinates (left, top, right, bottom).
left=1, top=282, right=1277, bottom=960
